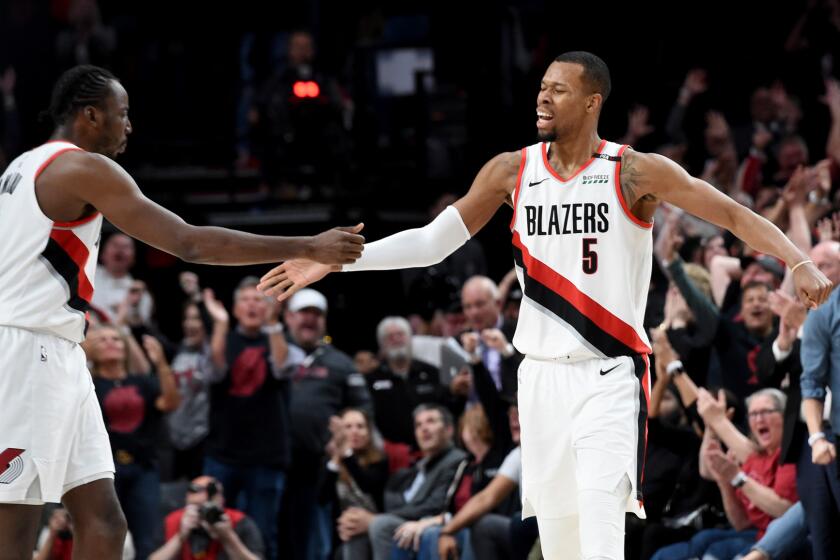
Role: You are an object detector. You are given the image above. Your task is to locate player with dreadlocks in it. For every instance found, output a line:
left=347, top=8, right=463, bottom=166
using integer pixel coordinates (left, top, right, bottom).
left=0, top=65, right=365, bottom=559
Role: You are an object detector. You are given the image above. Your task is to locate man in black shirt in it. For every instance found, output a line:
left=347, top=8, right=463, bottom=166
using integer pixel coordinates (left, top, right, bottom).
left=204, top=277, right=294, bottom=560
left=367, top=316, right=466, bottom=447
left=280, top=289, right=372, bottom=560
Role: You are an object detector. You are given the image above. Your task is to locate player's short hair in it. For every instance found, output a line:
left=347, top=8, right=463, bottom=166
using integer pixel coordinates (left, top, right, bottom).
left=413, top=403, right=454, bottom=428
left=47, top=65, right=118, bottom=125
left=554, top=51, right=611, bottom=102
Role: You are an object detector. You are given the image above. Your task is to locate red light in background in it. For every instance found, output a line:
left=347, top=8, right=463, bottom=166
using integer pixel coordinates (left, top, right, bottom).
left=293, top=80, right=320, bottom=98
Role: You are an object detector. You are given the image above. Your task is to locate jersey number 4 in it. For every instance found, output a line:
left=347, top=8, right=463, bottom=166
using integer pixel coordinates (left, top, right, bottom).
left=582, top=238, right=598, bottom=274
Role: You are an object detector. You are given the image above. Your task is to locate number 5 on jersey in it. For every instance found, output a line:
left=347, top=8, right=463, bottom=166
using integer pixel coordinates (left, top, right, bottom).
left=582, top=238, right=598, bottom=274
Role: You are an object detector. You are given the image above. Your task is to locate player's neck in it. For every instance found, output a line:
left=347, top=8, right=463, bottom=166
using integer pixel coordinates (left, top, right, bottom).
left=50, top=125, right=93, bottom=152
left=546, top=131, right=602, bottom=172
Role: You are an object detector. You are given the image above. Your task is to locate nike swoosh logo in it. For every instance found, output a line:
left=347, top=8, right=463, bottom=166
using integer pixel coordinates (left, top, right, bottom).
left=599, top=364, right=620, bottom=376
left=528, top=178, right=549, bottom=187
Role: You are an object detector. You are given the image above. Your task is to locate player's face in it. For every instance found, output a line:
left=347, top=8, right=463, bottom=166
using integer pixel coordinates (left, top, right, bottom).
left=536, top=62, right=598, bottom=142
left=747, top=395, right=783, bottom=451
left=95, top=81, right=132, bottom=159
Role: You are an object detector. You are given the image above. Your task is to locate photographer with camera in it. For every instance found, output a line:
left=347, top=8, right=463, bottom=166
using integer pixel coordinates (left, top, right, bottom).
left=150, top=476, right=264, bottom=560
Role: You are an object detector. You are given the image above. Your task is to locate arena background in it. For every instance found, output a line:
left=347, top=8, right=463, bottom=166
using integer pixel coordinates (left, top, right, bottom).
left=2, top=0, right=833, bottom=353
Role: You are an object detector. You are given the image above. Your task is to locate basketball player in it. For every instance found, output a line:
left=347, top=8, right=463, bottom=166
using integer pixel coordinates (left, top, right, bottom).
left=0, top=65, right=364, bottom=560
left=259, top=52, right=832, bottom=559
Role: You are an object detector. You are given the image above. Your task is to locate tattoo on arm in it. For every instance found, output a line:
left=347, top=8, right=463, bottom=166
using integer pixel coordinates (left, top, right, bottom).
left=620, top=150, right=644, bottom=207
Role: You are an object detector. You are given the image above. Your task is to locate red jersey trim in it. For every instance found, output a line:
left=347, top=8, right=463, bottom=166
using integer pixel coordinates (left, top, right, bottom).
left=614, top=145, right=653, bottom=229
left=49, top=229, right=94, bottom=302
left=512, top=231, right=651, bottom=354
left=509, top=148, right=528, bottom=231
left=541, top=139, right=607, bottom=183
left=54, top=212, right=101, bottom=228
left=34, top=147, right=82, bottom=181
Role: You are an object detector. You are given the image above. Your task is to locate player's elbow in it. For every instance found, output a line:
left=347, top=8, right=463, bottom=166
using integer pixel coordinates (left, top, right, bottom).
left=175, top=227, right=211, bottom=264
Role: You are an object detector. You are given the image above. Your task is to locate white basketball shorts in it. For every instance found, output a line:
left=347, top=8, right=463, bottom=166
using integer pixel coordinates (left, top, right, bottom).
left=0, top=326, right=114, bottom=504
left=517, top=353, right=649, bottom=520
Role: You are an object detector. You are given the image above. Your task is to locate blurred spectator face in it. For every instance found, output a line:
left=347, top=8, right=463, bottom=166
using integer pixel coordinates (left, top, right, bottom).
left=658, top=390, right=684, bottom=426
left=341, top=409, right=372, bottom=453
left=535, top=62, right=595, bottom=143
left=414, top=408, right=452, bottom=455
left=741, top=263, right=777, bottom=288
left=186, top=476, right=225, bottom=507
left=86, top=326, right=126, bottom=366
left=665, top=284, right=693, bottom=323
left=810, top=242, right=840, bottom=286
left=288, top=31, right=314, bottom=67
left=462, top=277, right=501, bottom=331
left=747, top=394, right=784, bottom=451
left=233, top=286, right=267, bottom=331
left=750, top=88, right=775, bottom=123
left=777, top=139, right=808, bottom=174
left=508, top=405, right=520, bottom=444
left=379, top=323, right=411, bottom=361
left=741, top=284, right=773, bottom=333
left=459, top=406, right=493, bottom=458
left=101, top=233, right=135, bottom=276
left=286, top=307, right=326, bottom=349
left=702, top=235, right=726, bottom=269
left=182, top=303, right=205, bottom=346
left=354, top=351, right=380, bottom=375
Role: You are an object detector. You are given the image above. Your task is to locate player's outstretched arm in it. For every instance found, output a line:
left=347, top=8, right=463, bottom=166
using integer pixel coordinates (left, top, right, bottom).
left=258, top=151, right=520, bottom=301
left=43, top=151, right=364, bottom=265
left=624, top=149, right=833, bottom=308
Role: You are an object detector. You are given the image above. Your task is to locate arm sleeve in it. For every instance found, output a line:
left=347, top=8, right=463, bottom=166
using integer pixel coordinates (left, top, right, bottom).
left=668, top=258, right=719, bottom=345
left=343, top=206, right=471, bottom=272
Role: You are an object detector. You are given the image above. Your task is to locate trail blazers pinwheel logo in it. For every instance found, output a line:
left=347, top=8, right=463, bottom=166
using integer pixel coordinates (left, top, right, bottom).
left=0, top=448, right=25, bottom=484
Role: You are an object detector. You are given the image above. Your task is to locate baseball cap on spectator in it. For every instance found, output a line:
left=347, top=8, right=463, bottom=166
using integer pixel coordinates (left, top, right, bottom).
left=740, top=253, right=785, bottom=280
left=288, top=289, right=328, bottom=313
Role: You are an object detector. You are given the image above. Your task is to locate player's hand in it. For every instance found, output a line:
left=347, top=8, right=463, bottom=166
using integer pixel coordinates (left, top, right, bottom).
left=258, top=259, right=336, bottom=302
left=438, top=533, right=459, bottom=560
left=792, top=260, right=832, bottom=309
left=812, top=438, right=837, bottom=465
left=308, top=224, right=365, bottom=265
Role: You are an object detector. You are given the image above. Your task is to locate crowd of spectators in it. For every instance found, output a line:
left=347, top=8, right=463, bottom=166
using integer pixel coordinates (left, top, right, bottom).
left=4, top=2, right=840, bottom=560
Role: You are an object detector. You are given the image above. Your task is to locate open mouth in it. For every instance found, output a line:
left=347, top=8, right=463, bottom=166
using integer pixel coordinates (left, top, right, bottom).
left=756, top=426, right=770, bottom=439
left=536, top=110, right=554, bottom=128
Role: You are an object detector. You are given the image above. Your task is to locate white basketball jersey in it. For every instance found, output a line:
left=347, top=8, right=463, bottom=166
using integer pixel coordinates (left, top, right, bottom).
left=0, top=141, right=103, bottom=343
left=510, top=140, right=652, bottom=360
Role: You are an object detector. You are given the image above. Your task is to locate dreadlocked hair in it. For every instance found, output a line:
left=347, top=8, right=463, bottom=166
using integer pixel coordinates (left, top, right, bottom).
left=46, top=65, right=117, bottom=125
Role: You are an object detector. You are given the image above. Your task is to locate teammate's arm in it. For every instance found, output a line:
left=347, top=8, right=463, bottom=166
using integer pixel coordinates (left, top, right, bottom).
left=623, top=149, right=832, bottom=308
left=39, top=152, right=364, bottom=265
left=259, top=151, right=520, bottom=300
